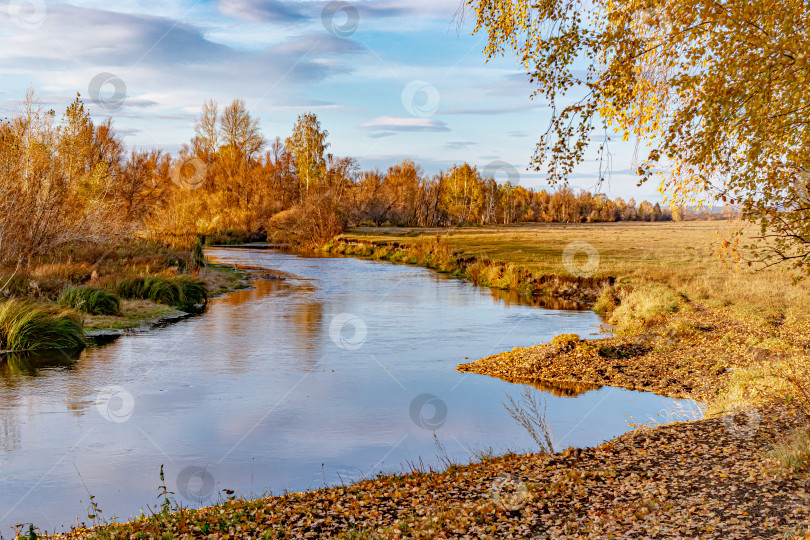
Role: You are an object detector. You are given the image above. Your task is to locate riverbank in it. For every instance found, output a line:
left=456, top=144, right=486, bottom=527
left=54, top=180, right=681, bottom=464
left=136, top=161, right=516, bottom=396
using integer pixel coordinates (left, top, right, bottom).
left=0, top=240, right=252, bottom=351
left=334, top=222, right=810, bottom=326
left=83, top=264, right=250, bottom=337
left=460, top=307, right=810, bottom=409
left=321, top=236, right=610, bottom=306
left=53, top=409, right=809, bottom=538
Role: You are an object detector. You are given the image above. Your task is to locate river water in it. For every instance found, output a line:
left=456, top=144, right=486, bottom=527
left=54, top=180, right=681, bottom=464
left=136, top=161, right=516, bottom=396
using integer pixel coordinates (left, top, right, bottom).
left=0, top=248, right=698, bottom=533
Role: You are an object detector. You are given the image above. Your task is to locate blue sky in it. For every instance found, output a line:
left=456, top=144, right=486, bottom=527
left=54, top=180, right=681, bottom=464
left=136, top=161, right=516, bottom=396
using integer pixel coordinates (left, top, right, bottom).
left=0, top=0, right=660, bottom=200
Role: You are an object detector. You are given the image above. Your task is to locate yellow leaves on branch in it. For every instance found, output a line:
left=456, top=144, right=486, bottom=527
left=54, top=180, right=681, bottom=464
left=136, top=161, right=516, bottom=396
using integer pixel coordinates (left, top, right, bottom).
left=468, top=0, right=810, bottom=271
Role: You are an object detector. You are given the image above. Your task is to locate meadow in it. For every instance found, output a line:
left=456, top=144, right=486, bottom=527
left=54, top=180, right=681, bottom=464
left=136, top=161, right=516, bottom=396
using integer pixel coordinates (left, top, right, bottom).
left=341, top=221, right=810, bottom=325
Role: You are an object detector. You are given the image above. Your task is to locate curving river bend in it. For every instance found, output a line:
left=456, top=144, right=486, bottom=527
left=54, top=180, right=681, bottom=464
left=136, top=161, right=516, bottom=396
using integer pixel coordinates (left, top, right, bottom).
left=0, top=248, right=697, bottom=533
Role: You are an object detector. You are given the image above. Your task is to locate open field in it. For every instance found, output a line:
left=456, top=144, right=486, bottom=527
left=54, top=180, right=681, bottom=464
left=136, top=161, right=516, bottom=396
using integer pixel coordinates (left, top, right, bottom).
left=343, top=221, right=810, bottom=325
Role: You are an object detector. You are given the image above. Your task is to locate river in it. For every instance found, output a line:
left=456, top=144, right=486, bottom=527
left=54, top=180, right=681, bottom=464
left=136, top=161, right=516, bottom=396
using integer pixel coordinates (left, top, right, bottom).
left=0, top=248, right=698, bottom=533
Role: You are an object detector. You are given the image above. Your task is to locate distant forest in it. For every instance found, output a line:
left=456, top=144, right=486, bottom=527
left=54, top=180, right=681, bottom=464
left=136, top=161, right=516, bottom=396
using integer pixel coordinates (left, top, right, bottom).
left=1, top=91, right=711, bottom=257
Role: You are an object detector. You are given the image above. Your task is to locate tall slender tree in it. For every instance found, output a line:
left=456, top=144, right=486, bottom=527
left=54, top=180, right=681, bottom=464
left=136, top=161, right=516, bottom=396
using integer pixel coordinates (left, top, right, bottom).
left=285, top=112, right=330, bottom=200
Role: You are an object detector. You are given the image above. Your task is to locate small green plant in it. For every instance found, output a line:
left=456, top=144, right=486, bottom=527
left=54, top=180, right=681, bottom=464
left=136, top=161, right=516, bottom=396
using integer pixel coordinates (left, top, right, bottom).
left=85, top=492, right=103, bottom=524
left=157, top=464, right=175, bottom=515
left=0, top=300, right=85, bottom=351
left=192, top=237, right=206, bottom=269
left=57, top=286, right=121, bottom=315
left=15, top=523, right=39, bottom=540
left=75, top=464, right=110, bottom=527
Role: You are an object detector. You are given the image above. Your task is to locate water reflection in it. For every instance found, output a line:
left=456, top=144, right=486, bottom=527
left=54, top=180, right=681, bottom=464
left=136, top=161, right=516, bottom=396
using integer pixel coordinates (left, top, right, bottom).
left=0, top=351, right=81, bottom=453
left=523, top=379, right=602, bottom=398
left=0, top=350, right=80, bottom=377
left=487, top=288, right=588, bottom=311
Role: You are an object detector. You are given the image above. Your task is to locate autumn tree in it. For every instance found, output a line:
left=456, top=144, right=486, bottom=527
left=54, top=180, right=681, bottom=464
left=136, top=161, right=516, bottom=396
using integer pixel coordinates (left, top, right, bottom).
left=442, top=163, right=482, bottom=224
left=221, top=100, right=264, bottom=160
left=382, top=159, right=423, bottom=225
left=467, top=0, right=810, bottom=270
left=285, top=113, right=330, bottom=199
left=116, top=149, right=170, bottom=224
left=0, top=90, right=123, bottom=261
left=352, top=170, right=387, bottom=224
left=193, top=99, right=219, bottom=165
left=261, top=137, right=298, bottom=210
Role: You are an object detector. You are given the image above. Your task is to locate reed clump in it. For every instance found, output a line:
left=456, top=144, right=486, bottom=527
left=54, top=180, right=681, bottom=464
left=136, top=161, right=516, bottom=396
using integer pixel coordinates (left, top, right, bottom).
left=112, top=276, right=208, bottom=312
left=0, top=299, right=85, bottom=351
left=57, top=286, right=121, bottom=315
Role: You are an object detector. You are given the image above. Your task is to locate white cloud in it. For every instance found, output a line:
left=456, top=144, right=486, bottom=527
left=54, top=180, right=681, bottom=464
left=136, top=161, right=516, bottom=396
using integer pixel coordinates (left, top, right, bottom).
left=359, top=116, right=449, bottom=132
left=217, top=0, right=307, bottom=23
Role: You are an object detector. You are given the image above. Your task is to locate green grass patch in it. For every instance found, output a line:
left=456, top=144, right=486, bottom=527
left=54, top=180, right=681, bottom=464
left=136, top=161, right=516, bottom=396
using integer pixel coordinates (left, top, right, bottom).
left=57, top=286, right=121, bottom=315
left=112, top=276, right=208, bottom=312
left=0, top=299, right=85, bottom=351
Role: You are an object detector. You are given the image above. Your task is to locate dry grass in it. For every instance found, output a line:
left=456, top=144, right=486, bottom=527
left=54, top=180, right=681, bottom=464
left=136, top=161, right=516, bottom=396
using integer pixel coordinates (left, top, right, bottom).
left=345, top=222, right=810, bottom=325
left=770, top=427, right=810, bottom=471
left=608, top=284, right=683, bottom=335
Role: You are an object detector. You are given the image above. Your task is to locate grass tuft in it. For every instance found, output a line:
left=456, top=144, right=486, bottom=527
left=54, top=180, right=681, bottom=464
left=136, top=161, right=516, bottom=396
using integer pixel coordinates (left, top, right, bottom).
left=112, top=276, right=208, bottom=312
left=608, top=285, right=682, bottom=335
left=57, top=286, right=121, bottom=315
left=0, top=299, right=85, bottom=351
left=770, top=428, right=810, bottom=471
left=593, top=286, right=619, bottom=316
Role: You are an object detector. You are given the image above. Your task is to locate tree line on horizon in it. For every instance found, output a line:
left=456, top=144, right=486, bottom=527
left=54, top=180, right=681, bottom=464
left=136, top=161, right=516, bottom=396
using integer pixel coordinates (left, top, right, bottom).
left=0, top=90, right=684, bottom=261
